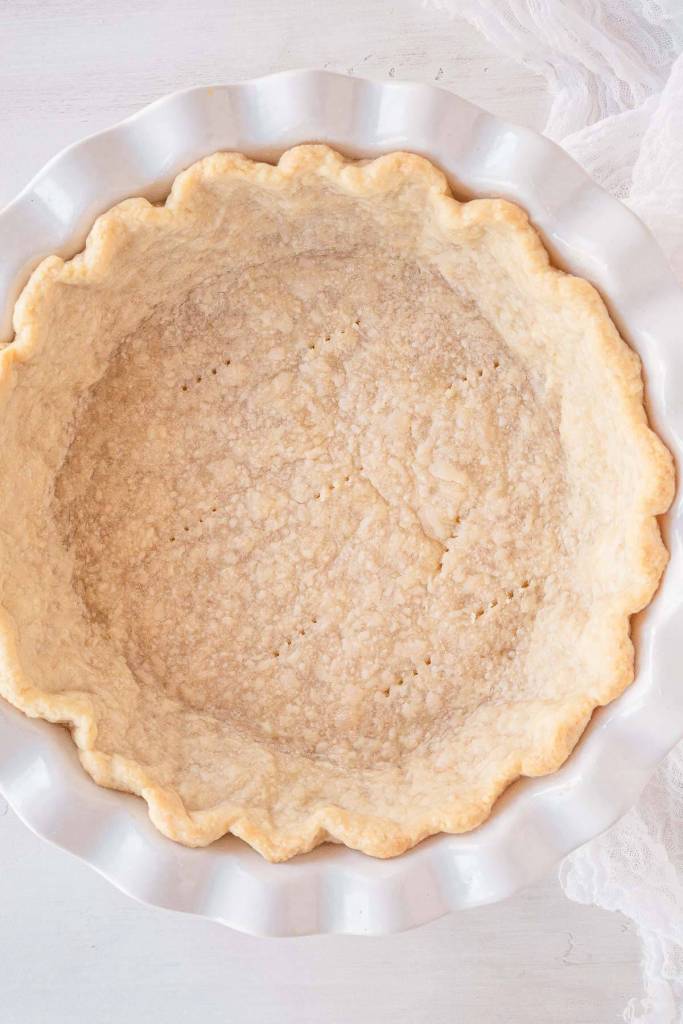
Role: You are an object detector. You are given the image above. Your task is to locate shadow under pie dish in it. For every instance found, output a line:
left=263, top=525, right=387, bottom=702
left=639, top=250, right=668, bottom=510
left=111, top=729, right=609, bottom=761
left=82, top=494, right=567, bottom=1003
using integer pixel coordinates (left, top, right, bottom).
left=0, top=144, right=673, bottom=863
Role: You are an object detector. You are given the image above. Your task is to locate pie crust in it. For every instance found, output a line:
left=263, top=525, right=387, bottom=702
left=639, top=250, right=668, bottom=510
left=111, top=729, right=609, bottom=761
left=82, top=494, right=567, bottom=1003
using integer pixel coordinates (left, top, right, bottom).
left=0, top=145, right=674, bottom=861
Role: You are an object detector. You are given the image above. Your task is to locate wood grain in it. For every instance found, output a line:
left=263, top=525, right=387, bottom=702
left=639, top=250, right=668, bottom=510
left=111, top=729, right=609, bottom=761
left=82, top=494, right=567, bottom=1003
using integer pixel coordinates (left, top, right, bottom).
left=0, top=804, right=641, bottom=1024
left=0, top=0, right=548, bottom=208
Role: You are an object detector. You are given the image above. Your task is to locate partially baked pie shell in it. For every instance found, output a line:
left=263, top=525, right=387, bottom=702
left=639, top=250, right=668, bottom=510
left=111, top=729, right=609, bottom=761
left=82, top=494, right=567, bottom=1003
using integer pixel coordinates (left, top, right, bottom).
left=0, top=146, right=674, bottom=860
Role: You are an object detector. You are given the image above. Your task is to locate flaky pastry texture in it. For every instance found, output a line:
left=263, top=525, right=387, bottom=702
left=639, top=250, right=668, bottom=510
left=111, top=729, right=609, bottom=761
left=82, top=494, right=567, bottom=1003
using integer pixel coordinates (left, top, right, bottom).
left=0, top=145, right=674, bottom=860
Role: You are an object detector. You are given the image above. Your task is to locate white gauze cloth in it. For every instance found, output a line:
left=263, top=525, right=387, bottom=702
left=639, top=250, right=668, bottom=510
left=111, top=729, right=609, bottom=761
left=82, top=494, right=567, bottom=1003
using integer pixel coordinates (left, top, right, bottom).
left=431, top=1, right=683, bottom=1020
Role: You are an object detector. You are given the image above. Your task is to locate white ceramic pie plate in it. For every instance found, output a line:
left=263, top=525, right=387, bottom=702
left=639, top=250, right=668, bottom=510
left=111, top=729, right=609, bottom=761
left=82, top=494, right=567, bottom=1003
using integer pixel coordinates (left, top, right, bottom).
left=0, top=70, right=682, bottom=937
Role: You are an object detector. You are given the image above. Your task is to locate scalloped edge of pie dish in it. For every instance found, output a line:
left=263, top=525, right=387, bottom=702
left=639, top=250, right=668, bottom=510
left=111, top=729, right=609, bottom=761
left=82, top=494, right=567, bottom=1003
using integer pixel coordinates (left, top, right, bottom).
left=0, top=71, right=682, bottom=932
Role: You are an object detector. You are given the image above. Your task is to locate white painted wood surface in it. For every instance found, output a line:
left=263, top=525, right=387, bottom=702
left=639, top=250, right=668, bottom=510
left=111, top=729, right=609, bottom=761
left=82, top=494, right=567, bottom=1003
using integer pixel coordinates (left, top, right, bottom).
left=0, top=2, right=641, bottom=1021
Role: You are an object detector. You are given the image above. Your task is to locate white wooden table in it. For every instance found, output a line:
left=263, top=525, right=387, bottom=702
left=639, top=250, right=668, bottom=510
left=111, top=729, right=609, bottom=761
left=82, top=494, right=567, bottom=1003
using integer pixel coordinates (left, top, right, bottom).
left=1, top=3, right=642, bottom=1021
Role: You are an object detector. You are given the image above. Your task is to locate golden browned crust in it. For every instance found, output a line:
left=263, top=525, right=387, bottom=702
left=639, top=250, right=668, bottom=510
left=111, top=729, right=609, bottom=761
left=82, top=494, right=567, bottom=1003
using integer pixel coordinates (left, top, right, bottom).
left=0, top=145, right=674, bottom=860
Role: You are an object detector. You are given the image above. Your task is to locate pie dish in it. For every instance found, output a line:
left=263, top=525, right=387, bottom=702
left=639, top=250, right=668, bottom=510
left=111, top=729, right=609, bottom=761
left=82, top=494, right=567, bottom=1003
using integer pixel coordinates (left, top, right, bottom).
left=0, top=74, right=681, bottom=933
left=0, top=138, right=674, bottom=863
